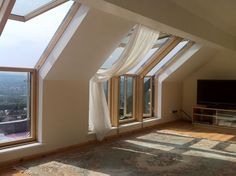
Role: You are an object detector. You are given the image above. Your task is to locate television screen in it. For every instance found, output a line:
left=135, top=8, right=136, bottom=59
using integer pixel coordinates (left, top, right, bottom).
left=197, top=80, right=236, bottom=108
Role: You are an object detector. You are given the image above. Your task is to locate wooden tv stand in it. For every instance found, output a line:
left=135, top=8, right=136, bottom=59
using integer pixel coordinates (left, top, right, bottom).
left=192, top=106, right=236, bottom=128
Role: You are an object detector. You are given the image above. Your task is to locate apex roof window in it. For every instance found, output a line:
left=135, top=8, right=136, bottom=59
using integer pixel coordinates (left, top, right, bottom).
left=0, top=1, right=73, bottom=68
left=10, top=0, right=68, bottom=22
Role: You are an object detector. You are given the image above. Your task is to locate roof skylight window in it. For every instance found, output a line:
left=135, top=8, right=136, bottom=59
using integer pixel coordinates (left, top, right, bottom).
left=127, top=48, right=158, bottom=74
left=127, top=36, right=171, bottom=74
left=0, top=1, right=73, bottom=68
left=101, top=47, right=125, bottom=69
left=100, top=28, right=133, bottom=70
left=11, top=0, right=54, bottom=16
left=100, top=32, right=171, bottom=72
left=10, top=0, right=67, bottom=21
left=147, top=40, right=189, bottom=76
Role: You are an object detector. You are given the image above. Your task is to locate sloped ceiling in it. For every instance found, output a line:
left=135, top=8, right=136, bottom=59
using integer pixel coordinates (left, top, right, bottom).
left=44, top=8, right=135, bottom=80
left=41, top=0, right=233, bottom=82
left=164, top=46, right=218, bottom=82
left=171, top=0, right=236, bottom=37
left=97, top=0, right=236, bottom=51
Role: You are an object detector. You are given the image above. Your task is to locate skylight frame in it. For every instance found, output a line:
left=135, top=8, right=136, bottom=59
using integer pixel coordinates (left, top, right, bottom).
left=127, top=35, right=171, bottom=74
left=146, top=40, right=190, bottom=76
left=153, top=41, right=194, bottom=77
left=138, top=36, right=182, bottom=77
left=0, top=0, right=15, bottom=36
left=35, top=1, right=80, bottom=70
left=9, top=0, right=68, bottom=22
left=0, top=0, right=79, bottom=70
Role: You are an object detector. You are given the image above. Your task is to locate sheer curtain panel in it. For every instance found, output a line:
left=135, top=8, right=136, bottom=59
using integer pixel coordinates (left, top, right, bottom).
left=89, top=24, right=159, bottom=140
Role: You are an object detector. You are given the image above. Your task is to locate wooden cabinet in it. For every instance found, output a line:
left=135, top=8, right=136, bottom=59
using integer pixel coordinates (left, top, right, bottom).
left=193, top=107, right=236, bottom=128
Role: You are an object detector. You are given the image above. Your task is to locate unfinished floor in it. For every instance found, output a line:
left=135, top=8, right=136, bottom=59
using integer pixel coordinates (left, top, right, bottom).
left=1, top=121, right=236, bottom=176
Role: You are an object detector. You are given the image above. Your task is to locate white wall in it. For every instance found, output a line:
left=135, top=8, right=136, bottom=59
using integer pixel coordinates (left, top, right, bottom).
left=158, top=81, right=183, bottom=122
left=183, top=50, right=236, bottom=116
left=1, top=0, right=235, bottom=165
left=155, top=45, right=217, bottom=122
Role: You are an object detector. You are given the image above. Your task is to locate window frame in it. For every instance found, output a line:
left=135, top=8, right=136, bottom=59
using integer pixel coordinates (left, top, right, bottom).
left=9, top=0, right=67, bottom=22
left=138, top=36, right=182, bottom=77
left=35, top=0, right=80, bottom=70
left=0, top=0, right=81, bottom=148
left=143, top=76, right=154, bottom=118
left=0, top=0, right=15, bottom=36
left=0, top=67, right=37, bottom=148
left=119, top=74, right=136, bottom=124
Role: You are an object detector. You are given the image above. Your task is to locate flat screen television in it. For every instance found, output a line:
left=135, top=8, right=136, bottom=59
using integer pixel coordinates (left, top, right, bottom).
left=197, top=80, right=236, bottom=108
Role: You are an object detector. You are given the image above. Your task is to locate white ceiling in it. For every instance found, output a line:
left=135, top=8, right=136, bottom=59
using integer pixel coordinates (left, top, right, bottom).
left=172, top=0, right=236, bottom=37
left=93, top=0, right=236, bottom=51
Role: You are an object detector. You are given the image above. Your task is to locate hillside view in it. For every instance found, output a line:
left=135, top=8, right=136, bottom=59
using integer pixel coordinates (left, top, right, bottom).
left=0, top=72, right=29, bottom=123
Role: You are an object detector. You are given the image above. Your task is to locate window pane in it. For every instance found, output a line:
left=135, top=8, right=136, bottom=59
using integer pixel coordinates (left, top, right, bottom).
left=0, top=71, right=31, bottom=144
left=100, top=28, right=133, bottom=70
left=126, top=77, right=133, bottom=115
left=0, top=1, right=73, bottom=68
left=101, top=47, right=124, bottom=69
left=147, top=40, right=189, bottom=76
left=119, top=76, right=134, bottom=121
left=11, top=0, right=54, bottom=16
left=128, top=48, right=158, bottom=74
left=143, top=77, right=151, bottom=115
left=119, top=76, right=125, bottom=119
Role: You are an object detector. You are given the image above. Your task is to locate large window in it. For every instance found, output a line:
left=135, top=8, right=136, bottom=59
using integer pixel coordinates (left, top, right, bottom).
left=0, top=1, right=77, bottom=147
left=0, top=1, right=73, bottom=68
left=0, top=70, right=35, bottom=147
left=95, top=26, right=193, bottom=127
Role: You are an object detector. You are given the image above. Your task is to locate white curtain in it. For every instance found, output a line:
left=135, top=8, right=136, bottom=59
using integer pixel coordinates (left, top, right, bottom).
left=89, top=24, right=159, bottom=140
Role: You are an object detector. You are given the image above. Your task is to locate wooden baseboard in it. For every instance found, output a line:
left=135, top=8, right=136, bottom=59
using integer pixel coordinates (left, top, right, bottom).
left=0, top=120, right=177, bottom=168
